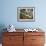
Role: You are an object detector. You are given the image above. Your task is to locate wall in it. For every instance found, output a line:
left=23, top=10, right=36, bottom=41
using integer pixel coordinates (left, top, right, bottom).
left=0, top=0, right=46, bottom=30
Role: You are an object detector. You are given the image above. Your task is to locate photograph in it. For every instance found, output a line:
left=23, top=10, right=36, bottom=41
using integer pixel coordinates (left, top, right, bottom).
left=17, top=7, right=35, bottom=22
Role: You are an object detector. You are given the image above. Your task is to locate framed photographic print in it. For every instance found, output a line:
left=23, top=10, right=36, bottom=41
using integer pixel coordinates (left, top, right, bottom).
left=17, top=7, right=35, bottom=22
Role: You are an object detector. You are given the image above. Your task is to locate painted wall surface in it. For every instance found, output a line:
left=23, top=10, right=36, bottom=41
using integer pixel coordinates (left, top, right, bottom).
left=0, top=0, right=46, bottom=31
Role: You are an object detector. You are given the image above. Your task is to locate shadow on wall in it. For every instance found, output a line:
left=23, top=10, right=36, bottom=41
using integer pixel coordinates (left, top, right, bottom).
left=0, top=24, right=7, bottom=43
